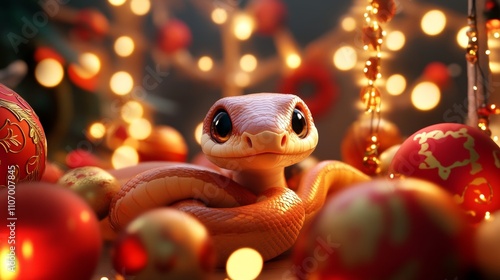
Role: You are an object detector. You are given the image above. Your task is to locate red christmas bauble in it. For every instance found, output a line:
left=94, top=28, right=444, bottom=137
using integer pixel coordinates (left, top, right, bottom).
left=388, top=123, right=500, bottom=224
left=293, top=178, right=472, bottom=280
left=423, top=62, right=450, bottom=89
left=74, top=9, right=109, bottom=41
left=137, top=125, right=188, bottom=162
left=157, top=19, right=192, bottom=54
left=0, top=182, right=102, bottom=280
left=112, top=208, right=215, bottom=279
left=0, top=83, right=46, bottom=188
left=251, top=0, right=287, bottom=35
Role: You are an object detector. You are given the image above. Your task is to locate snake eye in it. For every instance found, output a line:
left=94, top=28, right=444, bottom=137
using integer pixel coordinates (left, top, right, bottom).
left=291, top=107, right=308, bottom=138
left=211, top=110, right=232, bottom=143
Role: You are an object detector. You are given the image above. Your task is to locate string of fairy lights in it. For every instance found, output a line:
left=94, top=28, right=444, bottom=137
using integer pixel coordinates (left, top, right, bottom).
left=30, top=0, right=500, bottom=173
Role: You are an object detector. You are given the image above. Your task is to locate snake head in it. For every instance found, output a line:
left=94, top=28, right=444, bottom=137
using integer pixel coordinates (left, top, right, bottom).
left=201, top=93, right=318, bottom=170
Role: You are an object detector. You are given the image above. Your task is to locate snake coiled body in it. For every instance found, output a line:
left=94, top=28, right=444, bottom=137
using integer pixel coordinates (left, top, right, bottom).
left=109, top=93, right=369, bottom=267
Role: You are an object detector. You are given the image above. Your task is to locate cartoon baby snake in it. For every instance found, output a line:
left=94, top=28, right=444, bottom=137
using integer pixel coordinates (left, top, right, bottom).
left=109, top=93, right=370, bottom=267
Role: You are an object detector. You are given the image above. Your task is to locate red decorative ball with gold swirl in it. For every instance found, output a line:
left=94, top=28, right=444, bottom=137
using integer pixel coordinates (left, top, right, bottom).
left=388, top=123, right=500, bottom=224
left=0, top=83, right=46, bottom=188
left=293, top=178, right=472, bottom=280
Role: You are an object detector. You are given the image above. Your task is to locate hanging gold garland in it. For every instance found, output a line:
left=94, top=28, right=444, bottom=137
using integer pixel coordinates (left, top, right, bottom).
left=359, top=0, right=396, bottom=175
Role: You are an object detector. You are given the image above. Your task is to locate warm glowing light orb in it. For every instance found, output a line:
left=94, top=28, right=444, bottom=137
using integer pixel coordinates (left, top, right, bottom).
left=108, top=0, right=126, bottom=6
left=114, top=36, right=135, bottom=57
left=240, top=54, right=257, bottom=72
left=110, top=71, right=134, bottom=95
left=112, top=145, right=139, bottom=169
left=421, top=10, right=446, bottom=36
left=456, top=26, right=469, bottom=48
left=0, top=246, right=19, bottom=279
left=226, top=248, right=263, bottom=280
left=89, top=122, right=106, bottom=139
left=286, top=53, right=301, bottom=69
left=386, top=74, right=406, bottom=96
left=198, top=56, right=214, bottom=72
left=130, top=0, right=150, bottom=16
left=233, top=14, right=254, bottom=40
left=121, top=101, right=144, bottom=123
left=211, top=7, right=227, bottom=25
left=341, top=16, right=356, bottom=32
left=128, top=118, right=152, bottom=140
left=73, top=52, right=101, bottom=78
left=194, top=122, right=203, bottom=145
left=386, top=31, right=406, bottom=51
left=333, top=45, right=357, bottom=71
left=35, top=58, right=64, bottom=88
left=411, top=81, right=441, bottom=111
left=234, top=72, right=250, bottom=87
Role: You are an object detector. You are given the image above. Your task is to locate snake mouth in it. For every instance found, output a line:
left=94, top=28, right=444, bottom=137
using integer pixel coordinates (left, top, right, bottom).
left=206, top=148, right=315, bottom=169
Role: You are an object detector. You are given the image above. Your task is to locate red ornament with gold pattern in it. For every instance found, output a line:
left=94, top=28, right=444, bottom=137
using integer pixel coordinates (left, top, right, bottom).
left=293, top=178, right=472, bottom=280
left=0, top=83, right=46, bottom=188
left=388, top=123, right=500, bottom=224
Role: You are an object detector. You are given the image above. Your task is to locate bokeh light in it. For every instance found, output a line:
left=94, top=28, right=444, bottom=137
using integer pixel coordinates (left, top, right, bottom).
left=211, top=7, right=227, bottom=25
left=411, top=81, right=441, bottom=111
left=88, top=122, right=106, bottom=139
left=121, top=101, right=144, bottom=123
left=386, top=31, right=406, bottom=51
left=110, top=71, right=134, bottom=95
left=72, top=52, right=101, bottom=78
left=456, top=26, right=469, bottom=48
left=333, top=45, right=357, bottom=71
left=421, top=10, right=446, bottom=36
left=234, top=72, right=250, bottom=87
left=226, top=248, right=263, bottom=280
left=114, top=36, right=135, bottom=57
left=1, top=246, right=19, bottom=280
left=233, top=14, right=254, bottom=40
left=108, top=0, right=126, bottom=6
left=240, top=54, right=258, bottom=72
left=341, top=16, right=356, bottom=32
left=112, top=145, right=139, bottom=169
left=35, top=58, right=64, bottom=88
left=130, top=0, right=150, bottom=16
left=198, top=56, right=214, bottom=72
left=386, top=74, right=406, bottom=96
left=128, top=118, right=152, bottom=140
left=286, top=53, right=301, bottom=69
left=194, top=122, right=203, bottom=145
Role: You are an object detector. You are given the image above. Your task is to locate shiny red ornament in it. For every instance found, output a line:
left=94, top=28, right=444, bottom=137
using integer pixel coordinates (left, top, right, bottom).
left=112, top=208, right=215, bottom=280
left=388, top=123, right=500, bottom=224
left=423, top=62, right=450, bottom=89
left=137, top=125, right=188, bottom=162
left=371, top=0, right=397, bottom=23
left=0, top=83, right=46, bottom=188
left=74, top=9, right=109, bottom=41
left=293, top=178, right=472, bottom=280
left=0, top=182, right=102, bottom=280
left=251, top=0, right=287, bottom=35
left=157, top=19, right=192, bottom=54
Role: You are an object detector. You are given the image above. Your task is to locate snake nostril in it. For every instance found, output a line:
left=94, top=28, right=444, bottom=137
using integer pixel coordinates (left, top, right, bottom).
left=246, top=136, right=253, bottom=148
left=281, top=135, right=287, bottom=147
